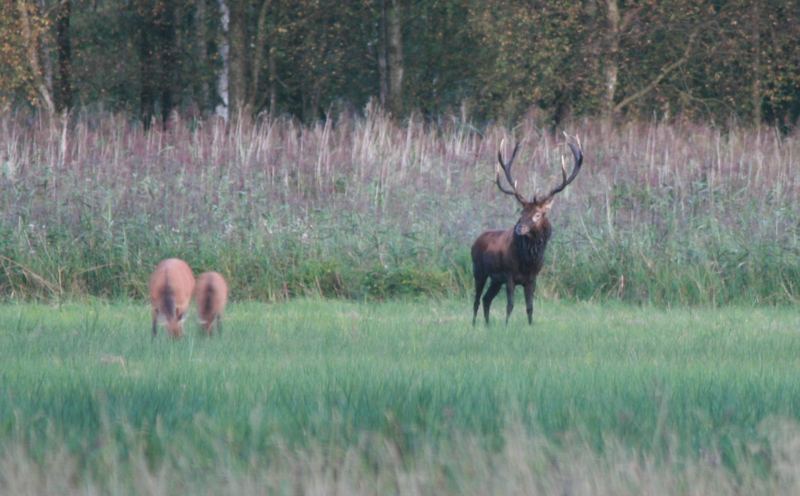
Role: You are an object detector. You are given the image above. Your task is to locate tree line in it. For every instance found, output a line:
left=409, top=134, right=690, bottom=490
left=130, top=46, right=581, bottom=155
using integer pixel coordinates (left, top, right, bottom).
left=1, top=0, right=799, bottom=129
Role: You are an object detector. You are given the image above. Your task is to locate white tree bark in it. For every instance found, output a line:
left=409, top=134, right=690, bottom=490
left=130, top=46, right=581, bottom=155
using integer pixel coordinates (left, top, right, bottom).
left=603, top=0, right=620, bottom=119
left=215, top=0, right=230, bottom=120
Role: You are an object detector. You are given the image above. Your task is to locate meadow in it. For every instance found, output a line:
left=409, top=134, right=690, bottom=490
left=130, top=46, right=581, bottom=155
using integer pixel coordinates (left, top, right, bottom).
left=1, top=112, right=799, bottom=493
left=2, top=299, right=800, bottom=494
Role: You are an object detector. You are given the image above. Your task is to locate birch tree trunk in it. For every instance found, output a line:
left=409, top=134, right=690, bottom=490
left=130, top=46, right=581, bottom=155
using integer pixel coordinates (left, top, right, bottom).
left=602, top=0, right=620, bottom=120
left=215, top=0, right=230, bottom=120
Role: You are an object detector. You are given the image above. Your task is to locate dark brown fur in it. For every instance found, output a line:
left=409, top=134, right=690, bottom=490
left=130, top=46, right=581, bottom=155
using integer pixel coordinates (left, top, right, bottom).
left=472, top=142, right=582, bottom=325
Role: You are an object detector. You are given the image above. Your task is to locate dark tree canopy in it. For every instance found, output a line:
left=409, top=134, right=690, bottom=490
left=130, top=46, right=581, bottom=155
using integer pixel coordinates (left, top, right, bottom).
left=1, top=0, right=798, bottom=129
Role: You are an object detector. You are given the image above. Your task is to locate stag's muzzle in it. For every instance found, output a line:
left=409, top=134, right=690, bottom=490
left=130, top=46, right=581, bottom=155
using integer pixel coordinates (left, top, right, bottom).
left=514, top=223, right=530, bottom=236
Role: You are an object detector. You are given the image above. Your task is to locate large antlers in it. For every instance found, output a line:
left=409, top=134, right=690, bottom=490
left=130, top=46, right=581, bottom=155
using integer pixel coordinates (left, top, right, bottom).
left=542, top=141, right=583, bottom=201
left=495, top=140, right=526, bottom=204
left=494, top=139, right=584, bottom=204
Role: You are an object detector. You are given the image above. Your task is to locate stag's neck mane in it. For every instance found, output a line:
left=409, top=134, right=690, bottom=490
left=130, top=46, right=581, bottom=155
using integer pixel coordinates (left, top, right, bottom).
left=513, top=225, right=551, bottom=272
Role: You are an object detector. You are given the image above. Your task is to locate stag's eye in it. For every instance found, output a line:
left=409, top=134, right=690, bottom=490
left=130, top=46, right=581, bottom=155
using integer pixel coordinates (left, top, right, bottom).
left=532, top=213, right=542, bottom=222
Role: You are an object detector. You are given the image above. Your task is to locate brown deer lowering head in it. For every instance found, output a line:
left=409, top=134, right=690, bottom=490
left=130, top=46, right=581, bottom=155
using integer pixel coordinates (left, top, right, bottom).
left=471, top=140, right=583, bottom=326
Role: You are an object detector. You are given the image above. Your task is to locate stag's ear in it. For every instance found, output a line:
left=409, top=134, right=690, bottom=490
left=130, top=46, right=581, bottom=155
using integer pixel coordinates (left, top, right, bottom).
left=540, top=197, right=554, bottom=213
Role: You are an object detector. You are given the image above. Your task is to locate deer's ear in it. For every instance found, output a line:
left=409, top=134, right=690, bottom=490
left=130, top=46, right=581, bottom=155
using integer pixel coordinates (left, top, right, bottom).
left=540, top=197, right=554, bottom=213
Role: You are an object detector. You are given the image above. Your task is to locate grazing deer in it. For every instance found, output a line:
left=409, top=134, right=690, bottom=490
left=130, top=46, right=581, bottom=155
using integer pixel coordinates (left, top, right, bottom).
left=195, top=271, right=228, bottom=336
left=149, top=258, right=195, bottom=338
left=472, top=140, right=583, bottom=325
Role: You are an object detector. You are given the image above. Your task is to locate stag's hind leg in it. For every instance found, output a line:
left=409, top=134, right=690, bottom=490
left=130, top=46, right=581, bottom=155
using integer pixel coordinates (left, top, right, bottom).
left=482, top=280, right=503, bottom=325
left=473, top=273, right=488, bottom=326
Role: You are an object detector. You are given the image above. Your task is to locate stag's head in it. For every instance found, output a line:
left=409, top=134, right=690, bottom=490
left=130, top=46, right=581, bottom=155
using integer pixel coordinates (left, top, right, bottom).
left=495, top=140, right=583, bottom=237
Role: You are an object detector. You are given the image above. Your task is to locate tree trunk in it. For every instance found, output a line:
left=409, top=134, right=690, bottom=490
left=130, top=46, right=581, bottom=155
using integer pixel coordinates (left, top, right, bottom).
left=386, top=0, right=403, bottom=115
left=377, top=0, right=389, bottom=107
left=602, top=0, right=620, bottom=120
left=137, top=0, right=156, bottom=127
left=249, top=0, right=272, bottom=112
left=195, top=0, right=209, bottom=110
left=751, top=0, right=762, bottom=126
left=37, top=0, right=55, bottom=109
left=55, top=0, right=73, bottom=113
left=268, top=44, right=277, bottom=113
left=156, top=1, right=176, bottom=128
left=17, top=1, right=55, bottom=113
left=229, top=0, right=248, bottom=115
left=584, top=0, right=602, bottom=103
left=215, top=0, right=230, bottom=120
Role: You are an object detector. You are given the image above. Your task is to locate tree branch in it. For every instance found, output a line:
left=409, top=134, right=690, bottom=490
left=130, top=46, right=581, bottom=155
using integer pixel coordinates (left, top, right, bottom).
left=613, top=30, right=697, bottom=114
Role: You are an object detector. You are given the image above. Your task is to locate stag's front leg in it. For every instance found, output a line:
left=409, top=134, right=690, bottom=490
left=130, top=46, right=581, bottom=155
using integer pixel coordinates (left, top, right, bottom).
left=505, top=278, right=515, bottom=325
left=524, top=280, right=535, bottom=325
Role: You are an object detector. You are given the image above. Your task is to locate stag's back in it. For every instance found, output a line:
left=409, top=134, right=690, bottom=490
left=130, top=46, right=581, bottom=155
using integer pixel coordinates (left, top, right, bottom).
left=195, top=271, right=228, bottom=334
left=149, top=258, right=195, bottom=338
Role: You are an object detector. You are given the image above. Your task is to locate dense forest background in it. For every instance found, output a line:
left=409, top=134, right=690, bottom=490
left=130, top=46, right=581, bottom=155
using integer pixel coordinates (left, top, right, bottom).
left=1, top=0, right=799, bottom=128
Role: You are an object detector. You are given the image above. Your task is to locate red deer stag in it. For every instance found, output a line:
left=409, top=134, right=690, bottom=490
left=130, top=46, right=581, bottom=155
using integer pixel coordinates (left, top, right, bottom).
left=195, top=271, right=229, bottom=336
left=472, top=140, right=583, bottom=325
left=149, top=258, right=195, bottom=338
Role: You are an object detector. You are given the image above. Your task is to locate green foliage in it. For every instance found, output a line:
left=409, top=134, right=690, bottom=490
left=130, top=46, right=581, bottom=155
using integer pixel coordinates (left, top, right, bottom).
left=3, top=0, right=799, bottom=126
left=363, top=264, right=451, bottom=299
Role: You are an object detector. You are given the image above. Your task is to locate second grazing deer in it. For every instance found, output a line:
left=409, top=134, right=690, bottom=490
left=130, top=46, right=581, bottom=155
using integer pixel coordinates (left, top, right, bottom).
left=195, top=271, right=228, bottom=336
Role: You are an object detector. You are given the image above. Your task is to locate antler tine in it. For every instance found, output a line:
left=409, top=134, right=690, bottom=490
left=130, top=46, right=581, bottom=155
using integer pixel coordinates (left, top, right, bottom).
left=495, top=167, right=525, bottom=202
left=544, top=140, right=584, bottom=200
left=496, top=141, right=526, bottom=204
left=497, top=141, right=520, bottom=177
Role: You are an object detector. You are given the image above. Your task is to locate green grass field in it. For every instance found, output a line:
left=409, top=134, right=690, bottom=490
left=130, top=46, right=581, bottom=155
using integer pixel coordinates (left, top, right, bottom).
left=2, top=298, right=800, bottom=494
